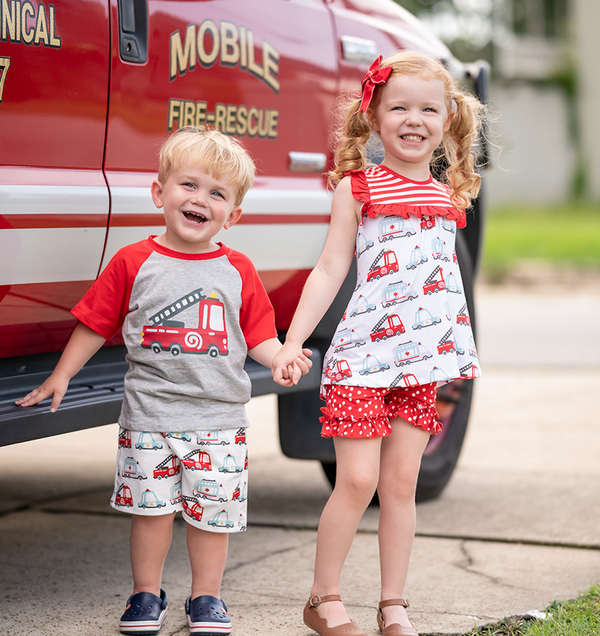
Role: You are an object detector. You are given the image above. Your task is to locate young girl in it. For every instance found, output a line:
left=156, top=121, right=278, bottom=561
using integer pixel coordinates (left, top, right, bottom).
left=272, top=50, right=484, bottom=636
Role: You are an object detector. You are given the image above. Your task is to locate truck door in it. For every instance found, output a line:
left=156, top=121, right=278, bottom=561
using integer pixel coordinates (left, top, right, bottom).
left=102, top=0, right=339, bottom=331
left=0, top=1, right=111, bottom=357
left=326, top=0, right=453, bottom=94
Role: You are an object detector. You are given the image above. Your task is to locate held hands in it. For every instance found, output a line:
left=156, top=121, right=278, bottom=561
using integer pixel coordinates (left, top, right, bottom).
left=15, top=369, right=71, bottom=413
left=272, top=343, right=312, bottom=387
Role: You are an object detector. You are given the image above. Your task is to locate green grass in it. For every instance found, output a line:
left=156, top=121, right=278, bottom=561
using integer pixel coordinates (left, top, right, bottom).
left=462, top=585, right=600, bottom=636
left=482, top=202, right=600, bottom=279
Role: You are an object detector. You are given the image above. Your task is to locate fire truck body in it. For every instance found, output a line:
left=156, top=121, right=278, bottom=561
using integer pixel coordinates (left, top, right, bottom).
left=437, top=328, right=456, bottom=355
left=423, top=266, right=446, bottom=295
left=370, top=314, right=406, bottom=342
left=181, top=450, right=212, bottom=471
left=182, top=495, right=204, bottom=522
left=367, top=250, right=399, bottom=282
left=153, top=454, right=181, bottom=479
left=456, top=304, right=471, bottom=326
left=0, top=0, right=488, bottom=503
left=118, top=429, right=131, bottom=448
left=114, top=483, right=133, bottom=507
left=142, top=294, right=227, bottom=357
left=324, top=359, right=352, bottom=383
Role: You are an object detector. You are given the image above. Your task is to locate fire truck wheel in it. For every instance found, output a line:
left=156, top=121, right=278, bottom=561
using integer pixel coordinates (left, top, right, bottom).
left=151, top=343, right=162, bottom=354
left=170, top=344, right=182, bottom=356
left=208, top=346, right=219, bottom=357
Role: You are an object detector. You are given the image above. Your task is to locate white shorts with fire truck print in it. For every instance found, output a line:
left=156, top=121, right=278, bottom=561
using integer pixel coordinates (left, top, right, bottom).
left=110, top=427, right=248, bottom=533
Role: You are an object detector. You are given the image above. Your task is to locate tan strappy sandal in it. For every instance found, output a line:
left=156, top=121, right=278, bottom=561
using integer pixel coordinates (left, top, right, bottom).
left=377, top=599, right=418, bottom=636
left=303, top=594, right=368, bottom=636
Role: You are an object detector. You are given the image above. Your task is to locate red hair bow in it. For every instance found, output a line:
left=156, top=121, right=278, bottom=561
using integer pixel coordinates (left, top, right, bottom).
left=354, top=55, right=393, bottom=114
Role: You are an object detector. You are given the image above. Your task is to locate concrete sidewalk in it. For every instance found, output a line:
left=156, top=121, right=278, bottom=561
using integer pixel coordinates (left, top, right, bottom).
left=1, top=282, right=600, bottom=635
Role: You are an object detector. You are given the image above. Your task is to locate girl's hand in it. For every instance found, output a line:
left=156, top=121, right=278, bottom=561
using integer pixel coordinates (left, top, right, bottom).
left=272, top=344, right=310, bottom=386
left=15, top=370, right=71, bottom=412
left=291, top=348, right=313, bottom=383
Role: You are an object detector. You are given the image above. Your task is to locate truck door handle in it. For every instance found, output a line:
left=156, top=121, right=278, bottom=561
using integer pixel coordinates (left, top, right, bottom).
left=288, top=152, right=327, bottom=173
left=118, top=0, right=148, bottom=64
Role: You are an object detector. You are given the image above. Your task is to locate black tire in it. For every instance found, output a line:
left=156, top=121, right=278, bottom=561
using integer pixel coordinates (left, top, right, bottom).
left=319, top=232, right=477, bottom=503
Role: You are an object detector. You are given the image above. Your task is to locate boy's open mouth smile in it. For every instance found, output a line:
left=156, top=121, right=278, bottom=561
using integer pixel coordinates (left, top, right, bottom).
left=183, top=210, right=208, bottom=225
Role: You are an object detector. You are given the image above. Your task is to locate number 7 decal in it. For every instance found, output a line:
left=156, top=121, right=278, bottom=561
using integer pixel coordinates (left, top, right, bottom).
left=0, top=57, right=11, bottom=104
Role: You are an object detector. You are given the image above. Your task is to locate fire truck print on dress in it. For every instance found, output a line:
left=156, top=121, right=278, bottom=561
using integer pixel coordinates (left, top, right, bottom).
left=322, top=166, right=481, bottom=392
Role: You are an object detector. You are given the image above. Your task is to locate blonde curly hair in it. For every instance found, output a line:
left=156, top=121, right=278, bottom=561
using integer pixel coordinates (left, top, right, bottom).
left=328, top=50, right=485, bottom=210
left=158, top=127, right=255, bottom=207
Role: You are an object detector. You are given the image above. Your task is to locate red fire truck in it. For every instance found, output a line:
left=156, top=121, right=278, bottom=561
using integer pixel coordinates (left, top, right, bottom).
left=141, top=290, right=228, bottom=357
left=324, top=358, right=352, bottom=383
left=181, top=449, right=212, bottom=472
left=153, top=454, right=181, bottom=479
left=182, top=495, right=204, bottom=522
left=370, top=314, right=406, bottom=342
left=367, top=250, right=399, bottom=282
left=0, top=0, right=488, bottom=502
left=423, top=265, right=446, bottom=295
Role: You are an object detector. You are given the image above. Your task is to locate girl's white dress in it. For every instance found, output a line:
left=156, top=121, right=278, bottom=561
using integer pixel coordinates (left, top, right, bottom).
left=321, top=165, right=481, bottom=391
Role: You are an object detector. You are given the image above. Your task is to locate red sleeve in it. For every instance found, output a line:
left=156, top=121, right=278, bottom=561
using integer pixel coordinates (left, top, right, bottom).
left=347, top=170, right=369, bottom=204
left=225, top=248, right=277, bottom=350
left=71, top=241, right=153, bottom=340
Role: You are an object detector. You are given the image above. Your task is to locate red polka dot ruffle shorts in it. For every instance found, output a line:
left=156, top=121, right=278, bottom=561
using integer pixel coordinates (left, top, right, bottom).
left=320, top=383, right=442, bottom=439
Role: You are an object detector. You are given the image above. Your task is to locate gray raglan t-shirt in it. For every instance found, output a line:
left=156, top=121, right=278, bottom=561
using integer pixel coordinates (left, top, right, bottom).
left=72, top=237, right=277, bottom=432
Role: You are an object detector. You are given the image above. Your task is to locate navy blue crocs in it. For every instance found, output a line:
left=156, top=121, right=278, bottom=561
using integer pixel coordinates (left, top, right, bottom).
left=185, top=595, right=232, bottom=635
left=119, top=589, right=169, bottom=635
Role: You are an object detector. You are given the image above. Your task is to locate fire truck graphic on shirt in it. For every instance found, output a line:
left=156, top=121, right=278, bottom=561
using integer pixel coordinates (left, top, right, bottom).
left=141, top=288, right=229, bottom=357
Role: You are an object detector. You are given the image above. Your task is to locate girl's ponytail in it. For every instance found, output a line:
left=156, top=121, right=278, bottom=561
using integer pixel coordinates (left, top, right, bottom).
left=443, top=90, right=484, bottom=210
left=327, top=98, right=372, bottom=188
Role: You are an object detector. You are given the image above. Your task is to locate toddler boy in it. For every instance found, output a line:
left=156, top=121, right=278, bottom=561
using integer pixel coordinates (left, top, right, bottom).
left=17, top=128, right=311, bottom=635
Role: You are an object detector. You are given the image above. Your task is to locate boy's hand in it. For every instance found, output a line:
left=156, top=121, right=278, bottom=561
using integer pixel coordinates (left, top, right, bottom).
left=15, top=370, right=71, bottom=412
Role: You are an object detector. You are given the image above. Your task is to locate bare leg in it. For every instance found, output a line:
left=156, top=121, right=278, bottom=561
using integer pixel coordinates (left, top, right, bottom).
left=377, top=418, right=430, bottom=629
left=130, top=513, right=176, bottom=596
left=310, top=437, right=382, bottom=627
left=187, top=524, right=229, bottom=599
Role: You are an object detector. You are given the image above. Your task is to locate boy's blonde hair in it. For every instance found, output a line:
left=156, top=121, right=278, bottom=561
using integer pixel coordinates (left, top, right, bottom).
left=329, top=50, right=485, bottom=210
left=158, top=127, right=256, bottom=206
